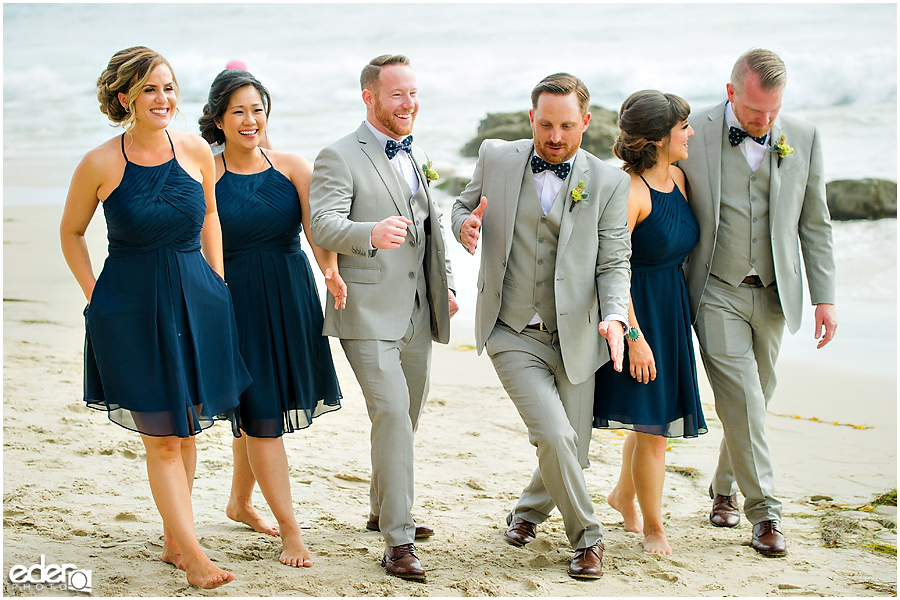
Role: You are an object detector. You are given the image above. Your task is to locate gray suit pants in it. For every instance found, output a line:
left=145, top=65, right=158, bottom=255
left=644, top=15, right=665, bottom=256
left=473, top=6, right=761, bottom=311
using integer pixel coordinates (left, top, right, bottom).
left=340, top=299, right=431, bottom=547
left=695, top=275, right=785, bottom=524
left=486, top=322, right=602, bottom=550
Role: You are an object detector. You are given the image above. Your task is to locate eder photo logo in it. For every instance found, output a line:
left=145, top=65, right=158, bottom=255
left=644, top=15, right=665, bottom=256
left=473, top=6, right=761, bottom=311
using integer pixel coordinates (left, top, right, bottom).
left=8, top=555, right=92, bottom=593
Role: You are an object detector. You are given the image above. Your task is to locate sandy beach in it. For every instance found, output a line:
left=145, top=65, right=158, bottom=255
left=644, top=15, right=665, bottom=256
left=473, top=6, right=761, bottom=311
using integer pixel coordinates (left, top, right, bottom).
left=3, top=201, right=897, bottom=597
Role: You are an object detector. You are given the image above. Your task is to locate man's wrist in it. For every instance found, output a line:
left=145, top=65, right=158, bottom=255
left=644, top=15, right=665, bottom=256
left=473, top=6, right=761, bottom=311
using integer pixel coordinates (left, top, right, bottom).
left=604, top=314, right=628, bottom=334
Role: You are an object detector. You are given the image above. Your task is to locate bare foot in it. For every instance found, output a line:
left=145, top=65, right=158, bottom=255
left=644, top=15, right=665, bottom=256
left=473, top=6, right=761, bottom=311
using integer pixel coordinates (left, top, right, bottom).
left=279, top=529, right=313, bottom=568
left=185, top=559, right=236, bottom=590
left=607, top=487, right=643, bottom=533
left=226, top=499, right=279, bottom=536
left=160, top=537, right=186, bottom=571
left=642, top=530, right=672, bottom=555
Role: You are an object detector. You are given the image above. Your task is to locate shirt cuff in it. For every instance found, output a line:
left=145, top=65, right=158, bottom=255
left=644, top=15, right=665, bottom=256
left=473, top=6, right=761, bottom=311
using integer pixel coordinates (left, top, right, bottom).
left=604, top=313, right=628, bottom=332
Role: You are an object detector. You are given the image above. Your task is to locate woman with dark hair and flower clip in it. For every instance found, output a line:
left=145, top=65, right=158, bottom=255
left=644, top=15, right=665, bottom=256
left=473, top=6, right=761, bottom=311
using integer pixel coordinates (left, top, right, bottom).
left=199, top=68, right=344, bottom=568
left=60, top=46, right=250, bottom=589
left=593, top=89, right=706, bottom=556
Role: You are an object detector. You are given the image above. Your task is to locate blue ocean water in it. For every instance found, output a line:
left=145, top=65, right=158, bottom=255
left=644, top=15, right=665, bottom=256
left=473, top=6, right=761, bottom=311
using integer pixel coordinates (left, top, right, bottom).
left=2, top=2, right=897, bottom=192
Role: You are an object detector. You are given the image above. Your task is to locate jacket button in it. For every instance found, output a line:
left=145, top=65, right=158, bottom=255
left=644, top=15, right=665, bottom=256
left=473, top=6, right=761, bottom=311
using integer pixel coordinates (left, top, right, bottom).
left=408, top=272, right=415, bottom=279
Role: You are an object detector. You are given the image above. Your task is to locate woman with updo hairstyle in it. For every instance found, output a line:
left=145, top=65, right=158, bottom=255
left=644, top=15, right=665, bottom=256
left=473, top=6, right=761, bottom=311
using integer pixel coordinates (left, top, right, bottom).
left=199, top=69, right=344, bottom=568
left=60, top=46, right=250, bottom=589
left=593, top=90, right=707, bottom=556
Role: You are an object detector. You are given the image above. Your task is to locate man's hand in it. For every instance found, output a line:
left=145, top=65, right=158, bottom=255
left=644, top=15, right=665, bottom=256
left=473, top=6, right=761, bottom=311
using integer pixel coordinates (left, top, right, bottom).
left=323, top=268, right=347, bottom=310
left=813, top=303, right=838, bottom=349
left=448, top=290, right=459, bottom=318
left=460, top=196, right=487, bottom=254
left=598, top=319, right=625, bottom=372
left=371, top=216, right=412, bottom=249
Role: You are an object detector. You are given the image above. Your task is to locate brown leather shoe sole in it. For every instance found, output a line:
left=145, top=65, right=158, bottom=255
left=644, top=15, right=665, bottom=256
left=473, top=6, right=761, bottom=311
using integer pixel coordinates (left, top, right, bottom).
left=753, top=545, right=788, bottom=557
left=381, top=556, right=427, bottom=581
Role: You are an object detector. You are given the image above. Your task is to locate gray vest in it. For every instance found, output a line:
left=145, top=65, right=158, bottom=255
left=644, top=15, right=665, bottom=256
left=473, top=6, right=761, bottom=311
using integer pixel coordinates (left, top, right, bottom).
left=497, top=165, right=568, bottom=332
left=711, top=126, right=776, bottom=287
left=396, top=167, right=429, bottom=306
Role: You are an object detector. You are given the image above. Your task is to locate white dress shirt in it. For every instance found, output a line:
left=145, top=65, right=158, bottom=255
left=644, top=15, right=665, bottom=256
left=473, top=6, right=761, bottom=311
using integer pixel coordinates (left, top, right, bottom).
left=531, top=152, right=573, bottom=215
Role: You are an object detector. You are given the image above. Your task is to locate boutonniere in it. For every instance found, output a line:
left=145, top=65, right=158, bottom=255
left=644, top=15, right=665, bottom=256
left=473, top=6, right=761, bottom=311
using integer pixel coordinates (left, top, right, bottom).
left=770, top=134, right=794, bottom=167
left=569, top=180, right=589, bottom=212
left=422, top=161, right=439, bottom=184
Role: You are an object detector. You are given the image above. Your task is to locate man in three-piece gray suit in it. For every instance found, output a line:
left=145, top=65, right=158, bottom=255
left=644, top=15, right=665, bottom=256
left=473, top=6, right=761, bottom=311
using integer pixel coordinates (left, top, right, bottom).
left=309, top=54, right=456, bottom=581
left=452, top=73, right=631, bottom=580
left=679, top=49, right=838, bottom=557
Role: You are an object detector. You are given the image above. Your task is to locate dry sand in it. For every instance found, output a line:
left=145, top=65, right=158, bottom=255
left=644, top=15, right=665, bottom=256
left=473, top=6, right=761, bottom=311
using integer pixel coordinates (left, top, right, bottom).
left=3, top=202, right=897, bottom=597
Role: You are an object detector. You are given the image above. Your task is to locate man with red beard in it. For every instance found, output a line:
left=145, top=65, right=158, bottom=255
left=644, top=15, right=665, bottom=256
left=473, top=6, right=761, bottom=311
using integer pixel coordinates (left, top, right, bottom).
left=452, top=73, right=631, bottom=579
left=309, top=54, right=457, bottom=582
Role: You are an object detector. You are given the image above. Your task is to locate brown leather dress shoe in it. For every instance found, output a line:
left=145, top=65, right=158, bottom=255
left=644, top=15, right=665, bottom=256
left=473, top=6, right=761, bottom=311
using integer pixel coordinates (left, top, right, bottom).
left=752, top=520, right=787, bottom=557
left=382, top=543, right=426, bottom=581
left=504, top=513, right=536, bottom=546
left=367, top=514, right=434, bottom=539
left=709, top=488, right=741, bottom=528
left=567, top=542, right=604, bottom=579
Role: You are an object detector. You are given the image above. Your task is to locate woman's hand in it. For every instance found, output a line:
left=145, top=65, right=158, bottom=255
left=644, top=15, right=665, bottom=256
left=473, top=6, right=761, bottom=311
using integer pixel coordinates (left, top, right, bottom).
left=628, top=337, right=656, bottom=384
left=324, top=268, right=347, bottom=310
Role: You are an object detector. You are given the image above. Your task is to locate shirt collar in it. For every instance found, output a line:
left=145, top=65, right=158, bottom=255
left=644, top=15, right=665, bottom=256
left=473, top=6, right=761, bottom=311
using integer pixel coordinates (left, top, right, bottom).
left=364, top=119, right=410, bottom=151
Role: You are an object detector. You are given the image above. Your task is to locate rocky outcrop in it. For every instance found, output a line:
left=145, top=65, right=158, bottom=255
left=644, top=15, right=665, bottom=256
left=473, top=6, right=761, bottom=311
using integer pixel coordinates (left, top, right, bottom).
left=435, top=176, right=472, bottom=198
left=826, top=179, right=897, bottom=221
left=461, top=105, right=619, bottom=159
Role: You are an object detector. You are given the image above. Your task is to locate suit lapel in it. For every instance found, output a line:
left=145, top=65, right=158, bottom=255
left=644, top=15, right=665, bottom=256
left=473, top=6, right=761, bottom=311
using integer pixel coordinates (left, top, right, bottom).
left=355, top=123, right=409, bottom=218
left=410, top=146, right=429, bottom=202
left=766, top=119, right=783, bottom=229
left=704, top=102, right=726, bottom=228
left=503, top=142, right=531, bottom=258
left=557, top=149, right=589, bottom=256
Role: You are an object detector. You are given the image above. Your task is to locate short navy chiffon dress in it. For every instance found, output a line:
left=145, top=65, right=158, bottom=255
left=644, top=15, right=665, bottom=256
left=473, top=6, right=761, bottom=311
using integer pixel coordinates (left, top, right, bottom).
left=84, top=133, right=251, bottom=437
left=217, top=150, right=341, bottom=438
left=594, top=176, right=707, bottom=438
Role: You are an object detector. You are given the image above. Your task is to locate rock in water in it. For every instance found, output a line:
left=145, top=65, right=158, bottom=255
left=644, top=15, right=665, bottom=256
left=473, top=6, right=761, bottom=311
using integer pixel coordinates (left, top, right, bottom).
left=826, top=178, right=897, bottom=220
left=461, top=105, right=619, bottom=159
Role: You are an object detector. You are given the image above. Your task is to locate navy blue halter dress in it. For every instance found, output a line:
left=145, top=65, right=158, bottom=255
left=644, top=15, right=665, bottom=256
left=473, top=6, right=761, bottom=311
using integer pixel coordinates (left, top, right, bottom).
left=217, top=150, right=341, bottom=438
left=84, top=133, right=251, bottom=437
left=594, top=177, right=707, bottom=438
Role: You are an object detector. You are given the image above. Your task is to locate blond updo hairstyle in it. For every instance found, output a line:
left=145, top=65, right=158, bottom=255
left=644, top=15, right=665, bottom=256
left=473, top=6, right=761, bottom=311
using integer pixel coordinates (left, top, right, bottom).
left=96, top=46, right=179, bottom=132
left=614, top=90, right=690, bottom=176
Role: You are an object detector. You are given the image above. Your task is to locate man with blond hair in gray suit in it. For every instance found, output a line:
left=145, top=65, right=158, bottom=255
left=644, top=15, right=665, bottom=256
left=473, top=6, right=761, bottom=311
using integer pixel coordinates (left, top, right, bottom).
left=452, top=72, right=631, bottom=580
left=309, top=54, right=457, bottom=582
left=680, top=48, right=838, bottom=557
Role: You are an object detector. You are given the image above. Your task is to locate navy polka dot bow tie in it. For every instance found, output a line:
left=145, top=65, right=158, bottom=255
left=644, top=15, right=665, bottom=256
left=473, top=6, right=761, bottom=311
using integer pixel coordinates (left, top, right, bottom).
left=385, top=135, right=413, bottom=159
left=531, top=155, right=571, bottom=180
left=729, top=126, right=767, bottom=147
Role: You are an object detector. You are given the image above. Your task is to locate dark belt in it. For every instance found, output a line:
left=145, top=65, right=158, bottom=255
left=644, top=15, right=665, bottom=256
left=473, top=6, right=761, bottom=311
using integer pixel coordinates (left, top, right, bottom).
left=741, top=275, right=765, bottom=287
left=525, top=322, right=550, bottom=332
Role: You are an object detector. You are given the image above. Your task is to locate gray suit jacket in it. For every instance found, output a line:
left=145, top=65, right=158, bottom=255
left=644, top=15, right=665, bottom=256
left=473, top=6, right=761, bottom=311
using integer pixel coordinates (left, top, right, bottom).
left=309, top=122, right=454, bottom=343
left=680, top=101, right=836, bottom=334
left=451, top=139, right=631, bottom=384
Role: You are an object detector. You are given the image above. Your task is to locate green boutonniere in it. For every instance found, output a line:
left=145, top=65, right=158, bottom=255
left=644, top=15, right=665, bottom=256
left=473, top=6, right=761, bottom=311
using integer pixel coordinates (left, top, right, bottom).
left=569, top=180, right=589, bottom=212
left=422, top=161, right=439, bottom=183
left=770, top=134, right=794, bottom=167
